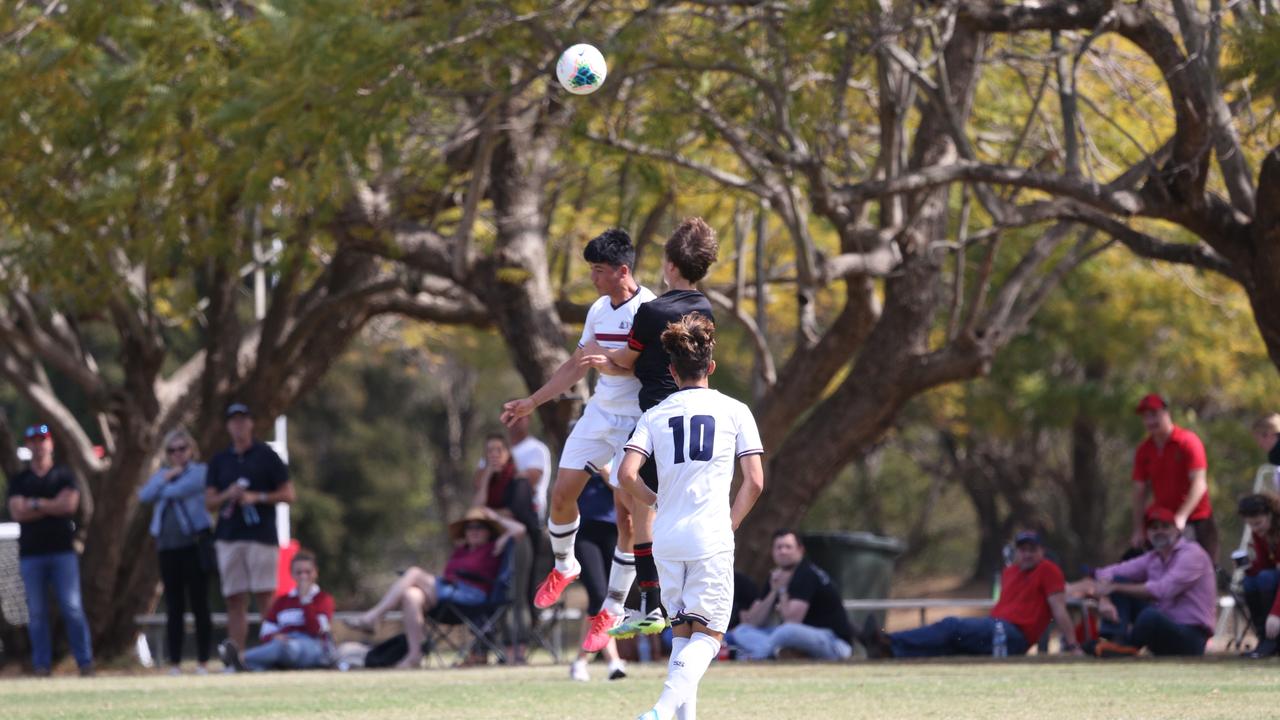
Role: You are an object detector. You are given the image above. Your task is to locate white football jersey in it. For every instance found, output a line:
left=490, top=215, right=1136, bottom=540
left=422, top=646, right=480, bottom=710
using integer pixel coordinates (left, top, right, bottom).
left=578, top=287, right=656, bottom=415
left=625, top=387, right=763, bottom=561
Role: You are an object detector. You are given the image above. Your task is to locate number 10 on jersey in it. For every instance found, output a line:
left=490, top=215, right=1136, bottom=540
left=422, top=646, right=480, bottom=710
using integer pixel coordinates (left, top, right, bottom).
left=668, top=415, right=716, bottom=463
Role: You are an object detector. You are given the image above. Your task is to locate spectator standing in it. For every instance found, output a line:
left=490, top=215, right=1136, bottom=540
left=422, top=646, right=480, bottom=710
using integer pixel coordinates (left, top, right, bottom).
left=205, top=403, right=294, bottom=658
left=1129, top=393, right=1218, bottom=563
left=5, top=423, right=93, bottom=676
left=861, top=531, right=1080, bottom=658
left=221, top=551, right=334, bottom=672
left=1238, top=493, right=1280, bottom=657
left=568, top=470, right=627, bottom=682
left=506, top=415, right=553, bottom=522
left=726, top=530, right=853, bottom=661
left=138, top=428, right=212, bottom=674
left=1250, top=414, right=1280, bottom=492
left=1085, top=506, right=1216, bottom=657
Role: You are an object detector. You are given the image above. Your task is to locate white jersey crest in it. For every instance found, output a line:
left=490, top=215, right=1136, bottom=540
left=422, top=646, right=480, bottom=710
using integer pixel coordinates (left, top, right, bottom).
left=625, top=387, right=763, bottom=561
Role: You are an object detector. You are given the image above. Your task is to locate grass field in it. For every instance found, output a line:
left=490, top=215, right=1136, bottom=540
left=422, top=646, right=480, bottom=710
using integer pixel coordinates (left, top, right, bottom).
left=1, top=660, right=1275, bottom=720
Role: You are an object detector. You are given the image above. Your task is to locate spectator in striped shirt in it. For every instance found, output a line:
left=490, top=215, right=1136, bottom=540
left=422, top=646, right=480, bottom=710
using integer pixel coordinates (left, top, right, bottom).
left=219, top=551, right=334, bottom=671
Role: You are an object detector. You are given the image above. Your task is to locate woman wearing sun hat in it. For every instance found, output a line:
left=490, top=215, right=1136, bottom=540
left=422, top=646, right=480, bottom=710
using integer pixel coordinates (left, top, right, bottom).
left=346, top=506, right=524, bottom=668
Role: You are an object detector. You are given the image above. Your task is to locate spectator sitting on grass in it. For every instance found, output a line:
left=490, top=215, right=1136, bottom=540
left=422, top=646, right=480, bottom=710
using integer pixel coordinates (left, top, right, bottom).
left=860, top=531, right=1080, bottom=658
left=1073, top=506, right=1216, bottom=657
left=220, top=551, right=334, bottom=672
left=725, top=529, right=854, bottom=661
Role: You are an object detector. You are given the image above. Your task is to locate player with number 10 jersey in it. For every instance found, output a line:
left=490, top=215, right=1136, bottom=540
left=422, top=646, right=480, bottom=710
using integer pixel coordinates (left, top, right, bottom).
left=626, top=389, right=763, bottom=563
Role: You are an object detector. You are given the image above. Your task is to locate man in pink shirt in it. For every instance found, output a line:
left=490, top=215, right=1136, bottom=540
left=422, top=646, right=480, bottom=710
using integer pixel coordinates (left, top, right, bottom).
left=1082, top=506, right=1216, bottom=656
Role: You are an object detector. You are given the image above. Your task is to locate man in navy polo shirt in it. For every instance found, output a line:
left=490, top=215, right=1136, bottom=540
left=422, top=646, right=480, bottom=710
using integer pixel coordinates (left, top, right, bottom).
left=6, top=423, right=93, bottom=676
left=205, top=403, right=294, bottom=658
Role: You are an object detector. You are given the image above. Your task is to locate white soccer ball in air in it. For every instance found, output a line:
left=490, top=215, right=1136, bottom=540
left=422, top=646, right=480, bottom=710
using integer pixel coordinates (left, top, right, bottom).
left=556, top=43, right=607, bottom=95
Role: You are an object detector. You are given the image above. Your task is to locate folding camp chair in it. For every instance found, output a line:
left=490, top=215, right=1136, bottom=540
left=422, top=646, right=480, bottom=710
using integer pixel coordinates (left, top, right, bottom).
left=423, top=542, right=516, bottom=667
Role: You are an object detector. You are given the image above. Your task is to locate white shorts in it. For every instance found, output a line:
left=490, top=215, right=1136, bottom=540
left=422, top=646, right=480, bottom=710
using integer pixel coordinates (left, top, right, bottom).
left=559, top=401, right=638, bottom=479
left=657, top=550, right=735, bottom=633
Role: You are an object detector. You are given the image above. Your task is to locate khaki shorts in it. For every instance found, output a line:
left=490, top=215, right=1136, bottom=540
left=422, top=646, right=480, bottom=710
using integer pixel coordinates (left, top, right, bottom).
left=216, top=540, right=278, bottom=597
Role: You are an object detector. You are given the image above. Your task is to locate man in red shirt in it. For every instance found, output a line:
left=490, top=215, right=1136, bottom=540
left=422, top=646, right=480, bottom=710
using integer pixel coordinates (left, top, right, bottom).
left=861, top=532, right=1081, bottom=657
left=1130, top=393, right=1217, bottom=563
left=220, top=551, right=334, bottom=671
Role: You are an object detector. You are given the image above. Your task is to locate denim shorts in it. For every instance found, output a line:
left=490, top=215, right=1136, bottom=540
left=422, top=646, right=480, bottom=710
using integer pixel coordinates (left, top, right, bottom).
left=438, top=580, right=486, bottom=606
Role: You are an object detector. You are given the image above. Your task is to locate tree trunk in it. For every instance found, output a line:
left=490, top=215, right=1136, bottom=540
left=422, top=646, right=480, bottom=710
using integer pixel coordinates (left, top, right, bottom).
left=736, top=23, right=986, bottom=579
left=1245, top=148, right=1280, bottom=371
left=79, top=440, right=156, bottom=657
left=1064, top=369, right=1108, bottom=569
left=471, top=101, right=578, bottom=447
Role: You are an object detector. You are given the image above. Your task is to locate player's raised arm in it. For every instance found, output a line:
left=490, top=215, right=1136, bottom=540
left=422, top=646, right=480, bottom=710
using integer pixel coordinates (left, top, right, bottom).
left=731, top=453, right=764, bottom=531
left=500, top=346, right=591, bottom=426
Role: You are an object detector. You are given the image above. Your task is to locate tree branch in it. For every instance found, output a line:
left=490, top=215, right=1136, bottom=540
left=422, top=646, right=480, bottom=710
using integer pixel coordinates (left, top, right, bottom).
left=704, top=287, right=777, bottom=389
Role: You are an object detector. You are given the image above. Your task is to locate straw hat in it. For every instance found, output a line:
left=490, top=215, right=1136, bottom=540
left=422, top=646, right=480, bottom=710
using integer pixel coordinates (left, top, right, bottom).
left=448, top=507, right=503, bottom=542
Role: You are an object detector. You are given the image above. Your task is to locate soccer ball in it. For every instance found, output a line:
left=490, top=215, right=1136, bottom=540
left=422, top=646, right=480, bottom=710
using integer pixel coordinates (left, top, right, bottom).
left=556, top=43, right=607, bottom=95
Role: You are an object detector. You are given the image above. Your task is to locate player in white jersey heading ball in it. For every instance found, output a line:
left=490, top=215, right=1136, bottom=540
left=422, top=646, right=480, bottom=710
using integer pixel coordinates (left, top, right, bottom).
left=618, top=313, right=765, bottom=720
left=500, top=228, right=655, bottom=653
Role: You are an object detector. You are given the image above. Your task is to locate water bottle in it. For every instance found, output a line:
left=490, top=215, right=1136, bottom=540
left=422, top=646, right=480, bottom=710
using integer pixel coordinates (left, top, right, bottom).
left=992, top=620, right=1008, bottom=658
left=233, top=478, right=259, bottom=525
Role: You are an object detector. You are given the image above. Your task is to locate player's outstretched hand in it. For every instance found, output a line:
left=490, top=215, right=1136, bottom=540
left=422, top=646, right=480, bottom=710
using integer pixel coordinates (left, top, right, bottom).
left=501, top=398, right=535, bottom=426
left=580, top=354, right=610, bottom=370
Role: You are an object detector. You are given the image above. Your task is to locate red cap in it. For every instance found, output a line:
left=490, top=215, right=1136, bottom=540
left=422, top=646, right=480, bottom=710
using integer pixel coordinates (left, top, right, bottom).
left=1134, top=393, right=1167, bottom=414
left=1144, top=506, right=1177, bottom=526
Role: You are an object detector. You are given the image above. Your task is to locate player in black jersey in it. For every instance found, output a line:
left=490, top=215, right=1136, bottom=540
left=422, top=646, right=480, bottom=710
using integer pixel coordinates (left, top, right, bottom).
left=581, top=217, right=720, bottom=639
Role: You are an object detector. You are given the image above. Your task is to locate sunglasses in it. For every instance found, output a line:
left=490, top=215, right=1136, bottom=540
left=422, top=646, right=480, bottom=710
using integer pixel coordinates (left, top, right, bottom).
left=464, top=523, right=489, bottom=531
left=166, top=444, right=190, bottom=454
left=24, top=424, right=50, bottom=440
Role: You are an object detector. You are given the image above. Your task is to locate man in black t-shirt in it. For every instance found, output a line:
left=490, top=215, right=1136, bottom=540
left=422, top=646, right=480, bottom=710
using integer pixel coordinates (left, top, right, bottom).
left=6, top=423, right=93, bottom=675
left=581, top=217, right=720, bottom=639
left=205, top=403, right=294, bottom=655
left=725, top=529, right=853, bottom=661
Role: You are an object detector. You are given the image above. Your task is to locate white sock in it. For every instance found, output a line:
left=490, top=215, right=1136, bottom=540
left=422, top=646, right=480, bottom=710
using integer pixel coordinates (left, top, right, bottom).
left=668, top=637, right=694, bottom=720
left=677, top=694, right=697, bottom=720
left=603, top=549, right=636, bottom=616
left=669, top=636, right=689, bottom=670
left=652, top=633, right=719, bottom=719
left=548, top=517, right=581, bottom=574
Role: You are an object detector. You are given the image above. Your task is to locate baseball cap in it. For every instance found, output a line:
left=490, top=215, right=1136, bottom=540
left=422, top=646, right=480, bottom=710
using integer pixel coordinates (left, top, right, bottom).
left=225, top=402, right=251, bottom=418
left=1013, top=531, right=1042, bottom=547
left=24, top=423, right=50, bottom=440
left=1144, top=506, right=1177, bottom=526
left=1134, top=393, right=1167, bottom=414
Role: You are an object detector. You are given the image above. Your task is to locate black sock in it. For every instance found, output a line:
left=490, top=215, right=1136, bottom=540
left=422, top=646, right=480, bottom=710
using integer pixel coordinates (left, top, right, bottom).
left=633, top=541, right=661, bottom=610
